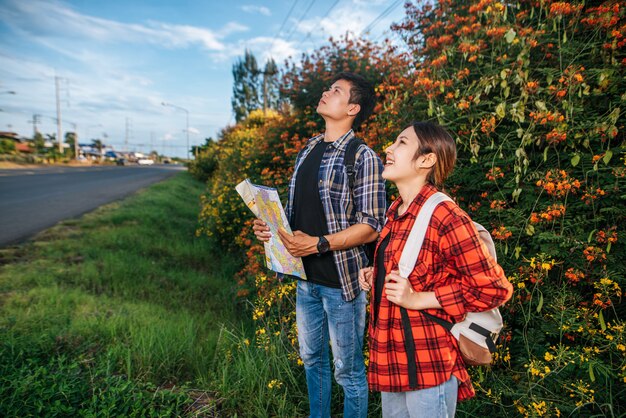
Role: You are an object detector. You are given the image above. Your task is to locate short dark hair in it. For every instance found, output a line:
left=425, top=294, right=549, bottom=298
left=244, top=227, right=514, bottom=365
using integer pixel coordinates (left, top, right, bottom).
left=331, top=72, right=376, bottom=130
left=408, top=121, right=457, bottom=188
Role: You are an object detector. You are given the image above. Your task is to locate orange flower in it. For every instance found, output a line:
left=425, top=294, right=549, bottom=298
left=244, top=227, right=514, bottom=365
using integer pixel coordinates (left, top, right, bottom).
left=490, top=200, right=506, bottom=210
left=492, top=225, right=513, bottom=240
left=481, top=116, right=497, bottom=135
left=536, top=170, right=581, bottom=197
left=564, top=267, right=584, bottom=284
left=583, top=246, right=607, bottom=263
left=546, top=129, right=567, bottom=145
left=549, top=2, right=583, bottom=17
left=526, top=81, right=539, bottom=93
left=486, top=167, right=505, bottom=181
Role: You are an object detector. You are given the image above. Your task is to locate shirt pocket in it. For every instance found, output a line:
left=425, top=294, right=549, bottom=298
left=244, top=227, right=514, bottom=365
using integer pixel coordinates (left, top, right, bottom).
left=328, top=167, right=347, bottom=202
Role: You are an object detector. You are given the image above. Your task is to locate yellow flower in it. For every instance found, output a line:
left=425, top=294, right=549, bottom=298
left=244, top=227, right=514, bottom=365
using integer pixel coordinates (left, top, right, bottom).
left=544, top=352, right=555, bottom=361
left=617, top=344, right=625, bottom=351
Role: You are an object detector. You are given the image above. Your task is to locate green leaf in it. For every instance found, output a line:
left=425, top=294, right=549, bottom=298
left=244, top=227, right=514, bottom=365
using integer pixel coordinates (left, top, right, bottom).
left=496, top=103, right=506, bottom=119
left=589, top=363, right=595, bottom=382
left=587, top=229, right=596, bottom=243
left=543, top=147, right=549, bottom=162
left=607, top=241, right=612, bottom=253
left=571, top=154, right=580, bottom=167
left=514, top=246, right=522, bottom=259
left=525, top=223, right=535, bottom=236
left=505, top=29, right=516, bottom=44
left=536, top=292, right=544, bottom=313
left=603, top=149, right=613, bottom=165
left=609, top=107, right=621, bottom=124
left=563, top=30, right=567, bottom=43
left=599, top=310, right=606, bottom=331
left=535, top=101, right=547, bottom=111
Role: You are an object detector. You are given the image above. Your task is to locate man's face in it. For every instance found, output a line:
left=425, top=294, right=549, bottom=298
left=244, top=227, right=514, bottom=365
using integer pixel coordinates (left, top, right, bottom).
left=316, top=79, right=358, bottom=121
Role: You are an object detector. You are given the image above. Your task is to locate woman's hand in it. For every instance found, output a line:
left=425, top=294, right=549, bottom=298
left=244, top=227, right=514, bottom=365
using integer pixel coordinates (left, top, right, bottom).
left=358, top=267, right=374, bottom=292
left=252, top=219, right=272, bottom=242
left=384, top=270, right=417, bottom=309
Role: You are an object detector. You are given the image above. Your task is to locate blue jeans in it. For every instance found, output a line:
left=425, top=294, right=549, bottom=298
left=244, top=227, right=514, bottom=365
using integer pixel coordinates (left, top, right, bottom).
left=381, top=375, right=458, bottom=418
left=296, top=280, right=368, bottom=418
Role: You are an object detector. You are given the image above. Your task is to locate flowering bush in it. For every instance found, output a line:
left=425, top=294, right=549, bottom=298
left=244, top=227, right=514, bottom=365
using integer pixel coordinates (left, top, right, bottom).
left=199, top=1, right=625, bottom=415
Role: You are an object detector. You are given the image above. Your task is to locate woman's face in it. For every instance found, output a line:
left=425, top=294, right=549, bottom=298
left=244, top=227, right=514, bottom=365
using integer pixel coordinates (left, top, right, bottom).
left=382, top=126, right=421, bottom=183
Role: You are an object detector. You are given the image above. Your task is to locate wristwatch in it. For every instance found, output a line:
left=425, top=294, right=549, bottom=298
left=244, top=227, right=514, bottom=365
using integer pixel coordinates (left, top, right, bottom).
left=317, top=236, right=330, bottom=254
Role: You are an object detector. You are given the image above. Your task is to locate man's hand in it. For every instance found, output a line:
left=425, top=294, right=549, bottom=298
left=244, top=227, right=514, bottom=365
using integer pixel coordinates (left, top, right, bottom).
left=385, top=270, right=419, bottom=309
left=358, top=267, right=374, bottom=292
left=277, top=228, right=319, bottom=257
left=252, top=219, right=272, bottom=242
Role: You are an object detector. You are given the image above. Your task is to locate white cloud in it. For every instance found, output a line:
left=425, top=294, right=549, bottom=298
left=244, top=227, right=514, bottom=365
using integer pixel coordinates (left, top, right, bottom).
left=0, top=0, right=247, bottom=52
left=241, top=5, right=271, bottom=16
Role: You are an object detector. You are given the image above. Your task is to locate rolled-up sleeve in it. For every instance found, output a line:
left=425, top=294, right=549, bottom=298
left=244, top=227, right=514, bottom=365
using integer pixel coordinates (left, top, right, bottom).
left=434, top=208, right=513, bottom=322
left=353, top=146, right=386, bottom=232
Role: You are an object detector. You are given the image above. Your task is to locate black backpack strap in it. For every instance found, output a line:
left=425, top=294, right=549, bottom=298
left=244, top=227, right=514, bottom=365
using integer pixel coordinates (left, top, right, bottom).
left=421, top=311, right=454, bottom=332
left=400, top=307, right=418, bottom=389
left=422, top=311, right=498, bottom=354
left=344, top=137, right=365, bottom=191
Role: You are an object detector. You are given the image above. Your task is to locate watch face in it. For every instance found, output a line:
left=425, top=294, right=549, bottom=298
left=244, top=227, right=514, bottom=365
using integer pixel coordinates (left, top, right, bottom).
left=318, top=237, right=330, bottom=253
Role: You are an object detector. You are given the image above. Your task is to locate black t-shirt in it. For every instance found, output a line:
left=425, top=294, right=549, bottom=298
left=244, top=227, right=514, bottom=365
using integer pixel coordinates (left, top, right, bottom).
left=373, top=234, right=390, bottom=327
left=292, top=141, right=340, bottom=288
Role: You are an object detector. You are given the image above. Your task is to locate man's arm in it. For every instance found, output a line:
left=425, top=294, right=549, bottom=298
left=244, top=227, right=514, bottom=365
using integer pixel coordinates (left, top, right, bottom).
left=276, top=223, right=377, bottom=257
left=278, top=145, right=385, bottom=257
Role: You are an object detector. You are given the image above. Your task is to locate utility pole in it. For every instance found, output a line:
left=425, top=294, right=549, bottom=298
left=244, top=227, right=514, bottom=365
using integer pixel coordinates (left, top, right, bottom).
left=29, top=114, right=41, bottom=136
left=125, top=117, right=132, bottom=153
left=55, top=76, right=63, bottom=154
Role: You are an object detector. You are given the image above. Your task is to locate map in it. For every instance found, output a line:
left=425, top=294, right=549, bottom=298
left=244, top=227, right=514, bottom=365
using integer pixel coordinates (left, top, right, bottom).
left=235, top=179, right=307, bottom=280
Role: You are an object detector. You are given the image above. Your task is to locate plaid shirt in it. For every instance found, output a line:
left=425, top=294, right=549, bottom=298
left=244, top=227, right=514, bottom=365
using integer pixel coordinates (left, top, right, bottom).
left=367, top=184, right=513, bottom=400
left=285, top=130, right=386, bottom=301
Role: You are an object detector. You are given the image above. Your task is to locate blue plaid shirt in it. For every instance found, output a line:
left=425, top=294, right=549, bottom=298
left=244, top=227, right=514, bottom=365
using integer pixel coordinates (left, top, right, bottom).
left=286, top=130, right=386, bottom=301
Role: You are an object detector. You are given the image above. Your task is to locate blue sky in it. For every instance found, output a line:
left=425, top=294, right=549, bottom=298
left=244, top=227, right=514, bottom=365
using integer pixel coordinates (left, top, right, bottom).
left=0, top=0, right=406, bottom=158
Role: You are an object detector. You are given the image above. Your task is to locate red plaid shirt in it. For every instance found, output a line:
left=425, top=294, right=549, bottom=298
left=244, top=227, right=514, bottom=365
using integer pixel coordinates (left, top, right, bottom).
left=367, top=184, right=513, bottom=400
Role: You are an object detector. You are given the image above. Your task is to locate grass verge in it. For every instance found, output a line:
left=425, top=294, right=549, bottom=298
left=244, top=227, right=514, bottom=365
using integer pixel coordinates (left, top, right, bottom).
left=0, top=172, right=243, bottom=416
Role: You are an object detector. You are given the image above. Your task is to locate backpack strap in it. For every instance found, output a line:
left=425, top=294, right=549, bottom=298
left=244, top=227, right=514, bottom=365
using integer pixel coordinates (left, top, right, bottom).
left=344, top=137, right=365, bottom=191
left=397, top=192, right=453, bottom=278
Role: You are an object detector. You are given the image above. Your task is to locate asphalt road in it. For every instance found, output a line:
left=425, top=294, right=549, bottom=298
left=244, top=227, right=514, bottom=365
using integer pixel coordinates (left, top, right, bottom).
left=0, top=164, right=186, bottom=247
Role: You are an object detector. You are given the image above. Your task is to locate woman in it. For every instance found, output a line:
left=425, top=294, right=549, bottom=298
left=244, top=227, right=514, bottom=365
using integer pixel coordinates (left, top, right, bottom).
left=358, top=121, right=513, bottom=417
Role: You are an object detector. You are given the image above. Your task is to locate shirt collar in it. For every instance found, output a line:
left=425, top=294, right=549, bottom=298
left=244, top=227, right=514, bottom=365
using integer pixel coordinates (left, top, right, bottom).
left=310, top=129, right=355, bottom=150
left=386, top=183, right=439, bottom=222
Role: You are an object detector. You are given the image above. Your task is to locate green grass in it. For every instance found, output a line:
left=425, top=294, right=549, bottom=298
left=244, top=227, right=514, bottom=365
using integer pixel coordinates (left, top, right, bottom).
left=0, top=172, right=243, bottom=416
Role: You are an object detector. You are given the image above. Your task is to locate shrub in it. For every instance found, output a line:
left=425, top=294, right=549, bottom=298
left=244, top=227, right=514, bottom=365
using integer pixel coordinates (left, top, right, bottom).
left=200, top=1, right=625, bottom=415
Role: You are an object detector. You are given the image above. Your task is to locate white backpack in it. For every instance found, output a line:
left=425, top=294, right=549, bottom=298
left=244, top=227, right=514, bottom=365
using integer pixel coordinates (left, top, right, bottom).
left=398, top=192, right=503, bottom=366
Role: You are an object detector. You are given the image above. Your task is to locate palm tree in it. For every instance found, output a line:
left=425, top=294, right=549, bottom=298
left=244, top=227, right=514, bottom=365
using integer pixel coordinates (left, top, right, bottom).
left=91, top=139, right=104, bottom=161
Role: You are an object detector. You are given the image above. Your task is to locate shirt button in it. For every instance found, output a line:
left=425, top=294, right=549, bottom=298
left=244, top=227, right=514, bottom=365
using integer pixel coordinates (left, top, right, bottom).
left=319, top=180, right=323, bottom=184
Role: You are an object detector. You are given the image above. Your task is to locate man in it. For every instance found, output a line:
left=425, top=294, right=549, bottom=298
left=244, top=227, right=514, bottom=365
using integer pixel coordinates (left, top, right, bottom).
left=253, top=72, right=386, bottom=417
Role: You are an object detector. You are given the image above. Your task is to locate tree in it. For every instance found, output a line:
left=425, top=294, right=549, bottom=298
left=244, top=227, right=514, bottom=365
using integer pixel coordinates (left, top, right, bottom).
left=92, top=139, right=104, bottom=160
left=231, top=49, right=260, bottom=122
left=64, top=131, right=77, bottom=157
left=32, top=132, right=45, bottom=152
left=262, top=58, right=280, bottom=112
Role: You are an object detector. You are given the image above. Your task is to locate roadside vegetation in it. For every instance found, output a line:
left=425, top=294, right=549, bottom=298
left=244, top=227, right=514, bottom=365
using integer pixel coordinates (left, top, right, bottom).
left=192, top=0, right=625, bottom=416
left=0, top=173, right=304, bottom=416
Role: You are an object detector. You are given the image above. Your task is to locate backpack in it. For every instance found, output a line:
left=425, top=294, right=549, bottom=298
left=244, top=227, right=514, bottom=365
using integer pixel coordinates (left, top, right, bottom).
left=397, top=192, right=504, bottom=366
left=344, top=137, right=377, bottom=266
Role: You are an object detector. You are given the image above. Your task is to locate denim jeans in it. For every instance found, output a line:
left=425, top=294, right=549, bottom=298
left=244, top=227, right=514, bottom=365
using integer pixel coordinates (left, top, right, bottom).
left=381, top=375, right=458, bottom=418
left=296, top=280, right=368, bottom=418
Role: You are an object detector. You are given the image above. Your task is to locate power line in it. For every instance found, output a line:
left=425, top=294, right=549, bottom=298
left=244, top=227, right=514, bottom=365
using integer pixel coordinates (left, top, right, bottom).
left=270, top=0, right=301, bottom=51
left=296, top=0, right=342, bottom=49
left=283, top=0, right=318, bottom=43
left=360, top=0, right=403, bottom=36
